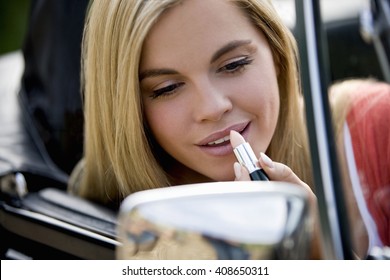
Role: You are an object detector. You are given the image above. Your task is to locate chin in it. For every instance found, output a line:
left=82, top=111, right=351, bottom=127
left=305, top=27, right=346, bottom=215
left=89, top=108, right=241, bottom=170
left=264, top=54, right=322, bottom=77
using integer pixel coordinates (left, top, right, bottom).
left=208, top=171, right=236, bottom=182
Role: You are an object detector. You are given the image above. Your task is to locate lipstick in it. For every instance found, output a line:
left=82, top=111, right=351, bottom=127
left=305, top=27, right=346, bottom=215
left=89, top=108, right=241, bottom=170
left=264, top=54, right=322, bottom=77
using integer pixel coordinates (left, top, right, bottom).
left=230, top=130, right=269, bottom=181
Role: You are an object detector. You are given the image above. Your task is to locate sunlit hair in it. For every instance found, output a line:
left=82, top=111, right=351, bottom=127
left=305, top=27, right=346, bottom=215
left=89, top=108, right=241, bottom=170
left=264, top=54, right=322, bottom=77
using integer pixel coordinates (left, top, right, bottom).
left=79, top=0, right=313, bottom=205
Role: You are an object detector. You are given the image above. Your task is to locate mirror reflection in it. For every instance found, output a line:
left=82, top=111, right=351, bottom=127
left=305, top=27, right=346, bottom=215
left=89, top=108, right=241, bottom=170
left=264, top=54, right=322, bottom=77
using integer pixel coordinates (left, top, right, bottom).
left=116, top=181, right=312, bottom=260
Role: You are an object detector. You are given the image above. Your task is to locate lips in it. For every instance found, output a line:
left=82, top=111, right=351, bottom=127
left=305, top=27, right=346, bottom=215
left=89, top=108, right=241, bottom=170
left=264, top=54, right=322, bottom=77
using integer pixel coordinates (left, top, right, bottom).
left=197, top=122, right=249, bottom=146
left=197, top=122, right=250, bottom=157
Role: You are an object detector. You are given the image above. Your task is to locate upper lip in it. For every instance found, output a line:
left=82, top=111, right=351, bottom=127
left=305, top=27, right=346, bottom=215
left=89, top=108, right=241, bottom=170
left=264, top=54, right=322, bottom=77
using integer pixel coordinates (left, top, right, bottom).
left=197, top=122, right=249, bottom=146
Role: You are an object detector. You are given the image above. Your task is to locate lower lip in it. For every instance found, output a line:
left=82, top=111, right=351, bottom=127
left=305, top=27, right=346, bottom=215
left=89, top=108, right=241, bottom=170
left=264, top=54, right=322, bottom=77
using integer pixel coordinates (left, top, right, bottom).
left=198, top=123, right=251, bottom=157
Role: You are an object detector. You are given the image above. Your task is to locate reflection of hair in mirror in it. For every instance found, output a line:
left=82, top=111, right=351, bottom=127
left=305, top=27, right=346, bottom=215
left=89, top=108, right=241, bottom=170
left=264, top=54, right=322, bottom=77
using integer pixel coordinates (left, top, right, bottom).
left=330, top=79, right=390, bottom=252
left=74, top=0, right=313, bottom=207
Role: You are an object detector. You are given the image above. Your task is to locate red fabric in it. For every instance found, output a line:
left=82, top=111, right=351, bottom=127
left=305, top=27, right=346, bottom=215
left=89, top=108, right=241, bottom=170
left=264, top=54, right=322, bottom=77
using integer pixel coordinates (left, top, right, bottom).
left=346, top=82, right=390, bottom=245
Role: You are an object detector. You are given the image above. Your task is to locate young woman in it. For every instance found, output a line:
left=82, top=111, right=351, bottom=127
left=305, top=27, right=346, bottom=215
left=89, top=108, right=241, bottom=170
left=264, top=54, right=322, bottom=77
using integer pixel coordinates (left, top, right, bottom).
left=74, top=0, right=313, bottom=207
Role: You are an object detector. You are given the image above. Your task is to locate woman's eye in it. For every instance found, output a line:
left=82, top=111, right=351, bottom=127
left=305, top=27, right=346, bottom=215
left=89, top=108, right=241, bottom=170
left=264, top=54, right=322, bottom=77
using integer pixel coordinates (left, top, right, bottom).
left=217, top=56, right=253, bottom=74
left=150, top=82, right=184, bottom=99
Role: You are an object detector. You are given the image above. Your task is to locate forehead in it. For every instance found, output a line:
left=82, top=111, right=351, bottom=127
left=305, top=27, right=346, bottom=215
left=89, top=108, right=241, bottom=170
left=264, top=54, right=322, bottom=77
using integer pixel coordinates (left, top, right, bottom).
left=140, top=0, right=263, bottom=70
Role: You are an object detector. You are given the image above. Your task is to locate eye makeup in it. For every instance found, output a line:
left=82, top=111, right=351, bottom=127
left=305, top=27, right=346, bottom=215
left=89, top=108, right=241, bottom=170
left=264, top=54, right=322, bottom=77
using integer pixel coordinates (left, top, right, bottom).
left=217, top=56, right=254, bottom=74
left=150, top=82, right=185, bottom=99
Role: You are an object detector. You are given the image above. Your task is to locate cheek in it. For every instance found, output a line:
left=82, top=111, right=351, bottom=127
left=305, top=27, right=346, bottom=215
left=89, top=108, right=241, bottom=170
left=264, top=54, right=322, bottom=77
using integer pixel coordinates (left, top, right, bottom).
left=144, top=102, right=186, bottom=152
left=233, top=71, right=280, bottom=116
left=145, top=105, right=170, bottom=140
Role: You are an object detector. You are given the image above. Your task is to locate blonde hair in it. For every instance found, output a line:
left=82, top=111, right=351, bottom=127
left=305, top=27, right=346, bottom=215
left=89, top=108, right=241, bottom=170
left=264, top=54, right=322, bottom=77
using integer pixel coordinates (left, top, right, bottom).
left=79, top=0, right=313, bottom=205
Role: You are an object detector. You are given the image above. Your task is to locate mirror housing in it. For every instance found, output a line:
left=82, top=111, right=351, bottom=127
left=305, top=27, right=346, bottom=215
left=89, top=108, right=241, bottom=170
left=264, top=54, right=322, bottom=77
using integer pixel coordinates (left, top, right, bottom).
left=116, top=181, right=313, bottom=259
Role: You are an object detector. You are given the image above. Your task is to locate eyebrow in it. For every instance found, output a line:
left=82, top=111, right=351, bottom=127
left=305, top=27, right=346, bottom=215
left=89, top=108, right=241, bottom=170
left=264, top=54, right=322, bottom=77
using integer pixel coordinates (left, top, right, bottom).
left=139, top=68, right=178, bottom=81
left=210, top=39, right=252, bottom=64
left=139, top=39, right=253, bottom=81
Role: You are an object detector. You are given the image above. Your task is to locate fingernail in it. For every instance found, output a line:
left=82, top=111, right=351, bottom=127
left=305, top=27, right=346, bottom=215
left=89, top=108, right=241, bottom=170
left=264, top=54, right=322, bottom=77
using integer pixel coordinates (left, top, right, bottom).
left=233, top=162, right=242, bottom=178
left=260, top=152, right=274, bottom=168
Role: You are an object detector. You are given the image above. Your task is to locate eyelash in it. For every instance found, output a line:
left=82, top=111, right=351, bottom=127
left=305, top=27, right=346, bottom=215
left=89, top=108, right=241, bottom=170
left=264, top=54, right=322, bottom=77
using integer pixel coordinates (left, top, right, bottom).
left=217, top=56, right=254, bottom=74
left=150, top=82, right=185, bottom=99
left=149, top=56, right=253, bottom=99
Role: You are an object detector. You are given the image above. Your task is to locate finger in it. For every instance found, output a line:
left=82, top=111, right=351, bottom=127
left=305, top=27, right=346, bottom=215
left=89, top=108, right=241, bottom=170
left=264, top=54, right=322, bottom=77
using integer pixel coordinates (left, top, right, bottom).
left=233, top=162, right=241, bottom=180
left=259, top=153, right=312, bottom=193
left=259, top=152, right=298, bottom=183
left=233, top=162, right=250, bottom=181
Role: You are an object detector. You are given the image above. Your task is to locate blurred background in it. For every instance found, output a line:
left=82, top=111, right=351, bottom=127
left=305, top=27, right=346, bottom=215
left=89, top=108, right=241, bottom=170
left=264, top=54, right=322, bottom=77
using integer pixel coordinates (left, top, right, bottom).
left=0, top=0, right=30, bottom=54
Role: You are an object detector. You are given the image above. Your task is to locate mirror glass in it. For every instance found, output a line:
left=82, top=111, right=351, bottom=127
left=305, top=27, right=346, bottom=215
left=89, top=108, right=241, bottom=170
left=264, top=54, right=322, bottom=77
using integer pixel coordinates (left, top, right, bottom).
left=116, top=181, right=312, bottom=260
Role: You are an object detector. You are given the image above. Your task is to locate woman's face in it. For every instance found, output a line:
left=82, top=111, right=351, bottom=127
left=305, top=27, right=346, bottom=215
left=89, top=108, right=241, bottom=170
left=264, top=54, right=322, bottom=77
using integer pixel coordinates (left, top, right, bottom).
left=140, top=0, right=280, bottom=181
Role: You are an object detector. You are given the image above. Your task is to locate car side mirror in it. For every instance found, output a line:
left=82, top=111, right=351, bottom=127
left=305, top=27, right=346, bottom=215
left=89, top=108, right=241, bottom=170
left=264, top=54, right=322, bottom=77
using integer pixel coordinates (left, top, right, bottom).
left=116, top=181, right=312, bottom=260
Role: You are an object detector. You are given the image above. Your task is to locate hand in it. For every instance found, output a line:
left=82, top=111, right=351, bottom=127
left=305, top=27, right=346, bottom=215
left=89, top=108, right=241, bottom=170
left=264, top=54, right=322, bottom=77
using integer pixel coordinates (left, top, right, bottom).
left=234, top=152, right=311, bottom=191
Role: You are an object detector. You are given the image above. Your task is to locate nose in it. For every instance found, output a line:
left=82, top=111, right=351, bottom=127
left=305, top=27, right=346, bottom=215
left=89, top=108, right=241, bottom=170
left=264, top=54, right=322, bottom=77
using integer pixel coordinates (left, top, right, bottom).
left=192, top=79, right=233, bottom=122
